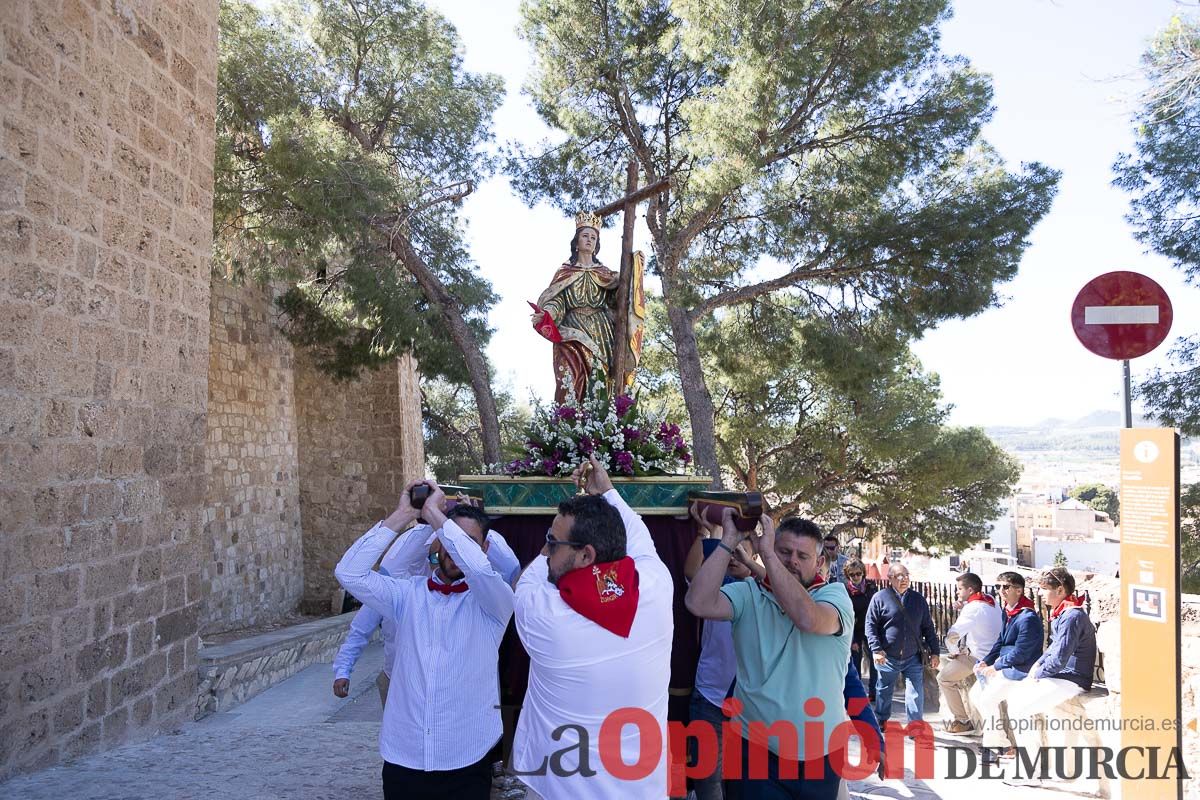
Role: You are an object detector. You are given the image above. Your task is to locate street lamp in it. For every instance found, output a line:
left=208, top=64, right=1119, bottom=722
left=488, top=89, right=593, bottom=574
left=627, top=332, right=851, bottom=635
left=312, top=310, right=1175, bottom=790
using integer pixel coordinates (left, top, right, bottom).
left=853, top=517, right=868, bottom=540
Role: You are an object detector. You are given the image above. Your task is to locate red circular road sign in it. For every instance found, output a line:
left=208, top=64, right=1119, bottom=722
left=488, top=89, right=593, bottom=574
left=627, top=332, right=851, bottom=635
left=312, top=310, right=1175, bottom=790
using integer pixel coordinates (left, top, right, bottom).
left=1071, top=271, right=1173, bottom=360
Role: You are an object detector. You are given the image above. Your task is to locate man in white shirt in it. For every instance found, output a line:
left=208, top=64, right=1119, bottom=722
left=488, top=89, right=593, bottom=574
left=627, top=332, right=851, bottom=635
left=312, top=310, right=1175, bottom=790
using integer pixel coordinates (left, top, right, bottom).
left=937, top=571, right=1003, bottom=734
left=331, top=519, right=520, bottom=707
left=511, top=455, right=674, bottom=800
left=334, top=480, right=514, bottom=800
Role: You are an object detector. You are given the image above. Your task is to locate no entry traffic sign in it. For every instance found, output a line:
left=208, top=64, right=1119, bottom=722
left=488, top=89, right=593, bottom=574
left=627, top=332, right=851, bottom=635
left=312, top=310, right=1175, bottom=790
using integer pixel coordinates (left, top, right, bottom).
left=1071, top=271, right=1173, bottom=360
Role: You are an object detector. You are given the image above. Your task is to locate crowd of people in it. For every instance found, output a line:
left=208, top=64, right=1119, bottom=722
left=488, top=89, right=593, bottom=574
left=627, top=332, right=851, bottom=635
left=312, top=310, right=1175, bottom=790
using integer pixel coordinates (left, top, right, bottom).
left=329, top=458, right=1099, bottom=799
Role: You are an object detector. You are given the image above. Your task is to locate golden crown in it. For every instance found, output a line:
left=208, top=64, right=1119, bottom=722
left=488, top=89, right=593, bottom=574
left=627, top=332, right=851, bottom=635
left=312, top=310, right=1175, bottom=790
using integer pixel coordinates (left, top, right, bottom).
left=575, top=211, right=602, bottom=230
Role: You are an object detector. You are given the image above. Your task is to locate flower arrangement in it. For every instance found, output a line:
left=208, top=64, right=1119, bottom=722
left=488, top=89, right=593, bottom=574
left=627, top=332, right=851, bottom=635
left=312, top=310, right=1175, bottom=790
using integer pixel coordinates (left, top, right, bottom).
left=497, top=372, right=692, bottom=477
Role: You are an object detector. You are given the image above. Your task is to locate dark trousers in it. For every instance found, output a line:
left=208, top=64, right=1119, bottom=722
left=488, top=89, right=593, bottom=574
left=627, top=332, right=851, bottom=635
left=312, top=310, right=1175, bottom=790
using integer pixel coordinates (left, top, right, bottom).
left=382, top=745, right=494, bottom=800
left=733, top=738, right=841, bottom=800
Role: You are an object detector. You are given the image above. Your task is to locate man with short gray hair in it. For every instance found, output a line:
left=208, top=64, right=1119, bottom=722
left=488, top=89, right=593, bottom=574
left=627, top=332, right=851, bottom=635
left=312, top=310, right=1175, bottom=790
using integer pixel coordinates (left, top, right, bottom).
left=865, top=563, right=940, bottom=724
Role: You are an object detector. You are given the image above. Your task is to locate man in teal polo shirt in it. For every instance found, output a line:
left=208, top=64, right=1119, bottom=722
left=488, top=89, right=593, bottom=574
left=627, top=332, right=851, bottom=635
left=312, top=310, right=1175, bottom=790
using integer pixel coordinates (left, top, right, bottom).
left=686, top=512, right=853, bottom=800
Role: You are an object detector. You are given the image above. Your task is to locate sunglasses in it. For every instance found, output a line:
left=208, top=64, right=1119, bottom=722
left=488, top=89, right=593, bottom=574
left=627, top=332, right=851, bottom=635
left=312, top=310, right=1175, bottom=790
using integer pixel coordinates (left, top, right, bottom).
left=997, top=583, right=1018, bottom=590
left=544, top=530, right=586, bottom=550
left=846, top=572, right=864, bottom=578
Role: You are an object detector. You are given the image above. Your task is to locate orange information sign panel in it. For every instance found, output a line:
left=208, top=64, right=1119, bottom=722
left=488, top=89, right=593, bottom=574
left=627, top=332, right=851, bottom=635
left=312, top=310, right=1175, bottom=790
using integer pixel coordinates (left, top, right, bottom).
left=1119, top=428, right=1182, bottom=798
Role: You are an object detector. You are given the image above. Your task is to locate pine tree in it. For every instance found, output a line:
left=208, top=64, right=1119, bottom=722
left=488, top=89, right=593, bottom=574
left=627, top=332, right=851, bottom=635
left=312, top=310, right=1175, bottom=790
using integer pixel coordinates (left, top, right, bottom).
left=508, top=0, right=1059, bottom=481
left=214, top=0, right=506, bottom=460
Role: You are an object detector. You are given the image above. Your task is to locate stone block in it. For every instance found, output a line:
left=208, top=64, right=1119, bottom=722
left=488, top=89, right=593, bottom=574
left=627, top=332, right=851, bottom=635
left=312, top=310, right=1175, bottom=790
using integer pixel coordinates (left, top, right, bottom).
left=75, top=631, right=128, bottom=681
left=153, top=673, right=194, bottom=718
left=82, top=556, right=135, bottom=601
left=52, top=692, right=85, bottom=736
left=131, top=695, right=153, bottom=726
left=129, top=620, right=154, bottom=660
left=85, top=678, right=108, bottom=720
left=4, top=709, right=48, bottom=764
left=77, top=402, right=121, bottom=440
left=6, top=262, right=58, bottom=304
left=62, top=720, right=102, bottom=761
left=100, top=705, right=128, bottom=747
left=154, top=603, right=198, bottom=646
left=0, top=578, right=27, bottom=621
left=93, top=599, right=113, bottom=637
left=29, top=567, right=82, bottom=614
left=52, top=607, right=92, bottom=653
left=112, top=584, right=163, bottom=628
left=55, top=441, right=98, bottom=480
left=0, top=622, right=51, bottom=671
left=19, top=658, right=73, bottom=705
left=110, top=651, right=165, bottom=703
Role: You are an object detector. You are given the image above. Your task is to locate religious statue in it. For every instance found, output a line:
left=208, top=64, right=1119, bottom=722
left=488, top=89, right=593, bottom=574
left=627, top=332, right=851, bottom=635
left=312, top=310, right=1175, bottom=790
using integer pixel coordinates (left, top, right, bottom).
left=530, top=211, right=645, bottom=403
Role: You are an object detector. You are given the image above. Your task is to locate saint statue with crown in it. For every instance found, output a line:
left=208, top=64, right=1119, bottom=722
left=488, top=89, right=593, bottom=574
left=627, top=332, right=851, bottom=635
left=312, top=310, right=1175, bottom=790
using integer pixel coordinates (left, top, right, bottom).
left=529, top=211, right=646, bottom=403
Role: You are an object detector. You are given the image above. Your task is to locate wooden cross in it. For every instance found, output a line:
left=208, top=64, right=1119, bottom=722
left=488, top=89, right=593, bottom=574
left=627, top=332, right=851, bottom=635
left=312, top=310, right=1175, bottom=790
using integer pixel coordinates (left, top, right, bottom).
left=594, top=160, right=669, bottom=387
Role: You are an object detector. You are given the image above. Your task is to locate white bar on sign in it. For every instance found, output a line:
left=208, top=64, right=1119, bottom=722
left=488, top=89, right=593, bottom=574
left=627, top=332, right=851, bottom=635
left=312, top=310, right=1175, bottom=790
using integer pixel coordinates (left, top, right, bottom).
left=1084, top=305, right=1159, bottom=325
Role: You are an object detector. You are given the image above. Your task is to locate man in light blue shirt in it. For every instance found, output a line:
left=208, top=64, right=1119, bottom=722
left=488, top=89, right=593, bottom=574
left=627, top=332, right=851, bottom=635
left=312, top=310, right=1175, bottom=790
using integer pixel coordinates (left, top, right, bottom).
left=687, top=513, right=853, bottom=800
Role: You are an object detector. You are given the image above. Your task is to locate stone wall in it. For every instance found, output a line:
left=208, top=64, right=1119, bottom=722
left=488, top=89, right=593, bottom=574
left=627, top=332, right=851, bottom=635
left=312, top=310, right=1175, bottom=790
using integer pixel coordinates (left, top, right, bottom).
left=295, top=353, right=424, bottom=614
left=202, top=278, right=303, bottom=632
left=0, top=0, right=219, bottom=778
left=194, top=612, right=365, bottom=719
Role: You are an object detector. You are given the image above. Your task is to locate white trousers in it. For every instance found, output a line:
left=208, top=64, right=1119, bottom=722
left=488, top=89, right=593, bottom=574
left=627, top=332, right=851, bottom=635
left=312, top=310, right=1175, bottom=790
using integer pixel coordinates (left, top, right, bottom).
left=1005, top=676, right=1084, bottom=753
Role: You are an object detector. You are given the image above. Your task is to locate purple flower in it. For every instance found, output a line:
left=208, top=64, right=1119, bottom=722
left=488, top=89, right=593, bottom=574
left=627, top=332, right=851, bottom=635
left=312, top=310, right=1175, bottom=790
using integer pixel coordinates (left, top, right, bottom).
left=614, top=394, right=635, bottom=417
left=615, top=450, right=634, bottom=475
left=622, top=426, right=644, bottom=443
left=579, top=436, right=595, bottom=455
left=542, top=458, right=559, bottom=475
left=554, top=406, right=577, bottom=422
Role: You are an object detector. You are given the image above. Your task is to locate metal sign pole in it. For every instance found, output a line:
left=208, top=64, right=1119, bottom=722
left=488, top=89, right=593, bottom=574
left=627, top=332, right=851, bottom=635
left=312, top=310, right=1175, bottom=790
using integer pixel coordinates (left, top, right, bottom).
left=1123, top=359, right=1132, bottom=429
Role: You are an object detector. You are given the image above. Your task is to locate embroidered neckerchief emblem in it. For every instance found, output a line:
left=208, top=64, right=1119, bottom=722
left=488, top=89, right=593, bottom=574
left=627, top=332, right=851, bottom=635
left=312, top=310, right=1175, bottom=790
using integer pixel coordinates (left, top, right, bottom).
left=594, top=564, right=625, bottom=603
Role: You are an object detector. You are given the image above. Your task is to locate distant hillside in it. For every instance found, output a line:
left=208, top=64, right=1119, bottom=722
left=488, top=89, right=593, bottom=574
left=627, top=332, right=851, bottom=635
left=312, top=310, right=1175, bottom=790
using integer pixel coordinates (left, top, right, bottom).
left=985, top=411, right=1193, bottom=460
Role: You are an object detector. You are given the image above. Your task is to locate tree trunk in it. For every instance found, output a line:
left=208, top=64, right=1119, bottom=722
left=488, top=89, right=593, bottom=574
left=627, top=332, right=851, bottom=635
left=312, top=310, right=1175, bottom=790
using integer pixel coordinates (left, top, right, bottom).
left=663, top=298, right=722, bottom=487
left=387, top=234, right=502, bottom=466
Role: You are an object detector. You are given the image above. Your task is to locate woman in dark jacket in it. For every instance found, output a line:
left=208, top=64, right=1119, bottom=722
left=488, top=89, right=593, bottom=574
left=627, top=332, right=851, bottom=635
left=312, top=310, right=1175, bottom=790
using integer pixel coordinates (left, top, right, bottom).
left=844, top=558, right=878, bottom=700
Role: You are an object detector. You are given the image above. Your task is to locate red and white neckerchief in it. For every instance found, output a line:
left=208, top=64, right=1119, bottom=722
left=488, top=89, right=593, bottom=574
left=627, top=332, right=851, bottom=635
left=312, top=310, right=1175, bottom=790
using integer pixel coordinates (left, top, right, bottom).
left=846, top=578, right=868, bottom=596
left=1051, top=594, right=1085, bottom=619
left=557, top=557, right=640, bottom=637
left=1006, top=594, right=1035, bottom=619
left=965, top=591, right=996, bottom=607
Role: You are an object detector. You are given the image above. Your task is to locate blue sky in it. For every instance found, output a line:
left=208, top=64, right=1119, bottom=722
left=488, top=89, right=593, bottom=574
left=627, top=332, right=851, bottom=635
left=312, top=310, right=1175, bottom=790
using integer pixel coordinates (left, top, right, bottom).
left=423, top=0, right=1198, bottom=427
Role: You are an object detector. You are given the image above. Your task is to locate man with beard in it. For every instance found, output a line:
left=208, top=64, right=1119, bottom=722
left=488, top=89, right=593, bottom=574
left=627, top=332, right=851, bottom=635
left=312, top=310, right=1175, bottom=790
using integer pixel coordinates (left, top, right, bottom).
left=334, top=480, right=514, bottom=800
left=510, top=455, right=674, bottom=799
left=686, top=514, right=854, bottom=800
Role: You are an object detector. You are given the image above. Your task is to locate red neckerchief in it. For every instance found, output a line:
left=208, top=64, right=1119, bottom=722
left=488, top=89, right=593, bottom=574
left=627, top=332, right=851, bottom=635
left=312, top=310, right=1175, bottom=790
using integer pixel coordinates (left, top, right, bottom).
left=846, top=578, right=867, bottom=596
left=558, top=557, right=639, bottom=637
left=427, top=577, right=469, bottom=595
left=1006, top=595, right=1035, bottom=619
left=758, top=572, right=825, bottom=594
left=1051, top=594, right=1085, bottom=619
left=966, top=592, right=996, bottom=607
